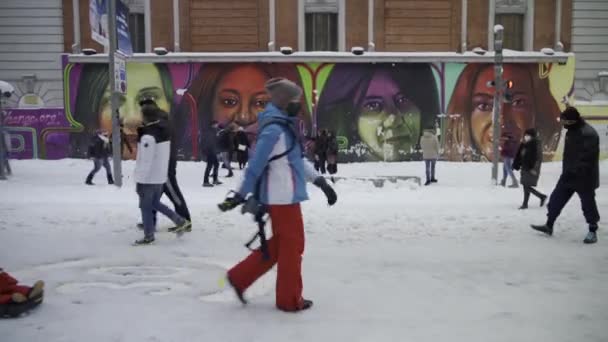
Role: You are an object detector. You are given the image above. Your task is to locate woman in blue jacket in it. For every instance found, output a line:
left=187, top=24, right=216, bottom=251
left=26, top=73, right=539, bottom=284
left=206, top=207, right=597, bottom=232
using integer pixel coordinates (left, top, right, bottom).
left=219, top=78, right=337, bottom=312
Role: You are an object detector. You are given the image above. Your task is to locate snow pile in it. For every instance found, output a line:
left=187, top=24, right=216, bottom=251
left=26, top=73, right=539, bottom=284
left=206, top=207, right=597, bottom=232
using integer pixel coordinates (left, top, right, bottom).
left=0, top=159, right=606, bottom=342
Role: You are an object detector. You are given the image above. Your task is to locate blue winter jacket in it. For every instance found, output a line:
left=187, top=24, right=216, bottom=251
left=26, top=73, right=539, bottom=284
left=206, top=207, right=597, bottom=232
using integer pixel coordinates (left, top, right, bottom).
left=238, top=104, right=319, bottom=205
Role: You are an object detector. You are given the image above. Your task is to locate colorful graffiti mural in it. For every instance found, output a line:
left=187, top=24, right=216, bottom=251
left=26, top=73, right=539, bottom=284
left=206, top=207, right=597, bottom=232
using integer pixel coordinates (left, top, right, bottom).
left=4, top=108, right=69, bottom=159
left=8, top=58, right=584, bottom=162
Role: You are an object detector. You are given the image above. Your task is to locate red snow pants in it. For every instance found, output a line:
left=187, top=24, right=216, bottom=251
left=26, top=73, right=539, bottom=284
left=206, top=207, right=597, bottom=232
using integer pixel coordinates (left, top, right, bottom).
left=227, top=204, right=306, bottom=311
left=0, top=271, right=30, bottom=304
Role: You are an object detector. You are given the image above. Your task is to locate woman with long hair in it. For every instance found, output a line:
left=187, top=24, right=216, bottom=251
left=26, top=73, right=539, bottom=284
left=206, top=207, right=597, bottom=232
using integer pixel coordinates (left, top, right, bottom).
left=444, top=63, right=561, bottom=162
left=316, top=63, right=440, bottom=162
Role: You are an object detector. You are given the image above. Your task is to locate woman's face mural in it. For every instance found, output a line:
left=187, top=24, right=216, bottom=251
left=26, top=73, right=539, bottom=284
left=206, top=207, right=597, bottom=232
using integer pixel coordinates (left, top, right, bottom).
left=470, top=65, right=535, bottom=160
left=98, top=63, right=170, bottom=159
left=212, top=64, right=270, bottom=129
left=357, top=70, right=421, bottom=161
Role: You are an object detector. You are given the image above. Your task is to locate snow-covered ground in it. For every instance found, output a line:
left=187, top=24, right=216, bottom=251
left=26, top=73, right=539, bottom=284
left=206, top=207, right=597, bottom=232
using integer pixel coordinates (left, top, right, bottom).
left=0, top=159, right=607, bottom=342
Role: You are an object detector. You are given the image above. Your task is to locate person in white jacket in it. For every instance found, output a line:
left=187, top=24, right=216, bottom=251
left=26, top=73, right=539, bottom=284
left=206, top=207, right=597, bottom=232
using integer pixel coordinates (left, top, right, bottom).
left=420, top=126, right=440, bottom=186
left=134, top=105, right=190, bottom=245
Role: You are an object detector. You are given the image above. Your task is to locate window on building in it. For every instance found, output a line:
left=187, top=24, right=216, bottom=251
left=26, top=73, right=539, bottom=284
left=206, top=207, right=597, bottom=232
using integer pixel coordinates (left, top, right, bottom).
left=496, top=13, right=524, bottom=51
left=305, top=13, right=338, bottom=51
left=128, top=13, right=145, bottom=53
left=305, top=0, right=338, bottom=51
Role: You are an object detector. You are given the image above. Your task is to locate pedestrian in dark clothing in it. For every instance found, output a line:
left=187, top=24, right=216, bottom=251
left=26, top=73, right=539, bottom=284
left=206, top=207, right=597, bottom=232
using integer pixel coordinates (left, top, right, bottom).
left=218, top=125, right=235, bottom=177
left=513, top=128, right=547, bottom=209
left=500, top=132, right=519, bottom=188
left=203, top=121, right=221, bottom=187
left=85, top=130, right=114, bottom=185
left=314, top=129, right=328, bottom=174
left=532, top=107, right=601, bottom=244
left=326, top=130, right=338, bottom=181
left=234, top=127, right=250, bottom=169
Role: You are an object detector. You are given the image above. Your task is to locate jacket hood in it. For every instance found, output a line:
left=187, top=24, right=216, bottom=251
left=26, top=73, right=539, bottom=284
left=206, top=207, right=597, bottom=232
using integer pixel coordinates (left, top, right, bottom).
left=258, top=103, right=296, bottom=127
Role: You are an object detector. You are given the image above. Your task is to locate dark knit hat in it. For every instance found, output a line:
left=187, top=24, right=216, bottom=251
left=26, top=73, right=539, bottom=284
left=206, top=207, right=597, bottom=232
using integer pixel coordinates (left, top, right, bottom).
left=524, top=128, right=537, bottom=137
left=265, top=78, right=302, bottom=108
left=560, top=106, right=581, bottom=121
left=141, top=104, right=160, bottom=123
left=139, top=98, right=157, bottom=107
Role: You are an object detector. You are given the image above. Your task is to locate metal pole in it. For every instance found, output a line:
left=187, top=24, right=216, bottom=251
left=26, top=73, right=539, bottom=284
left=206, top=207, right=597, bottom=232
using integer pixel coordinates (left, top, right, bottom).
left=144, top=0, right=152, bottom=53
left=492, top=25, right=504, bottom=184
left=555, top=0, right=562, bottom=49
left=338, top=0, right=346, bottom=51
left=488, top=0, right=495, bottom=51
left=368, top=0, right=374, bottom=51
left=108, top=0, right=123, bottom=187
left=72, top=0, right=81, bottom=53
left=269, top=0, right=276, bottom=51
left=461, top=0, right=467, bottom=52
left=173, top=0, right=180, bottom=52
left=0, top=99, right=7, bottom=180
left=298, top=0, right=305, bottom=51
left=525, top=0, right=534, bottom=51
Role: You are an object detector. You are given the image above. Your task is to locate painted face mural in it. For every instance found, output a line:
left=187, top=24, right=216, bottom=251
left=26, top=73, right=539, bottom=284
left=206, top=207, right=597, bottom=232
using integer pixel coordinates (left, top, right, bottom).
left=99, top=63, right=171, bottom=159
left=70, top=63, right=174, bottom=159
left=211, top=64, right=270, bottom=128
left=59, top=60, right=577, bottom=162
left=182, top=63, right=309, bottom=158
left=317, top=63, right=438, bottom=162
left=445, top=63, right=562, bottom=162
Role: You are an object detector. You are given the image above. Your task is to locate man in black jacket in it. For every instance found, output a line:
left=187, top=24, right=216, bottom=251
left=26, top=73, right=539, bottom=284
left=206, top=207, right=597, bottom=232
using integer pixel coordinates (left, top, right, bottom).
left=531, top=107, right=600, bottom=244
left=85, top=130, right=114, bottom=185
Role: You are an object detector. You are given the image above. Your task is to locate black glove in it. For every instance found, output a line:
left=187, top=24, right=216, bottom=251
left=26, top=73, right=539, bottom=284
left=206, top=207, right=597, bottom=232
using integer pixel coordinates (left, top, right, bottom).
left=313, top=176, right=337, bottom=206
left=218, top=191, right=245, bottom=212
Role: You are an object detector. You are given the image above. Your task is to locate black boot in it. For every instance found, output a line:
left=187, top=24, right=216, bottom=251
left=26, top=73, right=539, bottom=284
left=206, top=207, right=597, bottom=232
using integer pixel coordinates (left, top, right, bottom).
left=107, top=174, right=114, bottom=185
left=85, top=174, right=94, bottom=185
left=531, top=224, right=553, bottom=236
left=518, top=204, right=528, bottom=210
left=424, top=180, right=431, bottom=186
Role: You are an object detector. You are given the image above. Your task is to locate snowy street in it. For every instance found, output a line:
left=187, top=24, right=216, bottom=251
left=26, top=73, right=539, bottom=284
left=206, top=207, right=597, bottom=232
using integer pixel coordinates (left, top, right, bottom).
left=0, top=159, right=607, bottom=342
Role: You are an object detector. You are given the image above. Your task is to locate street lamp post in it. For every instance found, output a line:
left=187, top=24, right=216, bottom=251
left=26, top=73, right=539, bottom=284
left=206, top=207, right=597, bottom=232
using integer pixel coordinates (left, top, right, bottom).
left=108, top=0, right=123, bottom=187
left=491, top=25, right=504, bottom=185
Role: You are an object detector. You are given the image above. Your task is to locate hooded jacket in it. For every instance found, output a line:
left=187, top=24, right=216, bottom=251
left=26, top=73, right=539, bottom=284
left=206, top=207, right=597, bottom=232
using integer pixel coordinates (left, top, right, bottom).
left=238, top=103, right=319, bottom=205
left=419, top=129, right=440, bottom=160
left=561, top=119, right=600, bottom=191
left=134, top=120, right=171, bottom=184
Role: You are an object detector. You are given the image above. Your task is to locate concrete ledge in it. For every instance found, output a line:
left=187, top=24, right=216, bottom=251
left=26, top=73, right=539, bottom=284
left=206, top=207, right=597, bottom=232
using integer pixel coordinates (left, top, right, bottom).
left=331, top=176, right=421, bottom=188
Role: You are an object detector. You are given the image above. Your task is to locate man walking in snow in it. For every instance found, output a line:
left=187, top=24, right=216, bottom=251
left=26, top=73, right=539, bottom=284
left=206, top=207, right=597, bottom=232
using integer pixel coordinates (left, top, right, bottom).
left=136, top=98, right=192, bottom=232
left=420, top=125, right=440, bottom=186
left=85, top=130, right=114, bottom=185
left=134, top=104, right=190, bottom=245
left=218, top=78, right=337, bottom=312
left=531, top=107, right=600, bottom=244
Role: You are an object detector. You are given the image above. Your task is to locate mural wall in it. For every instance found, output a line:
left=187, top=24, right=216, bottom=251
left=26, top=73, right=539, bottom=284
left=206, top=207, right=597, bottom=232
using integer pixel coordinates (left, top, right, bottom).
left=6, top=58, right=584, bottom=162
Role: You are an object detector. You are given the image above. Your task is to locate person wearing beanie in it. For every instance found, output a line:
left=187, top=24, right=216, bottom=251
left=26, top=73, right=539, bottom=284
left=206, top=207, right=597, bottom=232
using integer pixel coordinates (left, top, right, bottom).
left=218, top=77, right=337, bottom=312
left=500, top=132, right=519, bottom=188
left=134, top=98, right=192, bottom=233
left=513, top=128, right=547, bottom=209
left=202, top=120, right=222, bottom=187
left=532, top=106, right=600, bottom=244
left=134, top=105, right=191, bottom=245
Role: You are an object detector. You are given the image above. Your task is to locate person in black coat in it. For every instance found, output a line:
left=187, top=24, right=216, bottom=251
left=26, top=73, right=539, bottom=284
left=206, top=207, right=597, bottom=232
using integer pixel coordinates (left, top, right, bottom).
left=218, top=124, right=235, bottom=177
left=234, top=126, right=250, bottom=169
left=203, top=121, right=221, bottom=187
left=326, top=130, right=338, bottom=181
left=314, top=129, right=328, bottom=174
left=85, top=130, right=114, bottom=185
left=513, top=128, right=547, bottom=209
left=532, top=107, right=601, bottom=244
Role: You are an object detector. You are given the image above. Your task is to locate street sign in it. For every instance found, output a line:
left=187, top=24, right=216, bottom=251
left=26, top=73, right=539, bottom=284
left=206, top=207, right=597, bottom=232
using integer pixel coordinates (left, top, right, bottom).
left=114, top=52, right=127, bottom=94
